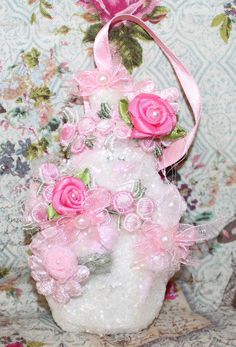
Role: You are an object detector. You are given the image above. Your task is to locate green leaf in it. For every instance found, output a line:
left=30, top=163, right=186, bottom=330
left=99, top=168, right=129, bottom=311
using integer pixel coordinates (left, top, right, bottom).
left=16, top=97, right=23, bottom=103
left=0, top=267, right=10, bottom=279
left=113, top=36, right=143, bottom=73
left=211, top=13, right=226, bottom=27
left=119, top=99, right=132, bottom=126
left=23, top=223, right=41, bottom=245
left=130, top=24, right=153, bottom=41
left=74, top=168, right=91, bottom=185
left=39, top=1, right=52, bottom=19
left=194, top=211, right=213, bottom=223
left=145, top=6, right=169, bottom=22
left=81, top=12, right=100, bottom=23
left=30, top=13, right=36, bottom=24
left=26, top=137, right=49, bottom=161
left=24, top=48, right=40, bottom=68
left=83, top=23, right=103, bottom=43
left=220, top=17, right=232, bottom=43
left=133, top=180, right=146, bottom=199
left=47, top=117, right=60, bottom=131
left=78, top=253, right=112, bottom=275
left=30, top=86, right=52, bottom=107
left=41, top=0, right=52, bottom=9
left=153, top=145, right=163, bottom=158
left=85, top=136, right=96, bottom=149
left=55, top=25, right=71, bottom=35
left=48, top=204, right=59, bottom=220
left=27, top=341, right=46, bottom=347
left=98, top=103, right=111, bottom=119
left=164, top=124, right=187, bottom=140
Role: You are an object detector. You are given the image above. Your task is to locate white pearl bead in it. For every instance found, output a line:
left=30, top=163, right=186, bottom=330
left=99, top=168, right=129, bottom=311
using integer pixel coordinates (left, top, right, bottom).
left=99, top=74, right=108, bottom=83
left=162, top=235, right=169, bottom=242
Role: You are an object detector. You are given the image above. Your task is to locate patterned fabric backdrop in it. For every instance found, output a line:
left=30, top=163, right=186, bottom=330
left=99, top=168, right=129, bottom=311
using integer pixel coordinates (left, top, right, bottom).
left=0, top=0, right=235, bottom=346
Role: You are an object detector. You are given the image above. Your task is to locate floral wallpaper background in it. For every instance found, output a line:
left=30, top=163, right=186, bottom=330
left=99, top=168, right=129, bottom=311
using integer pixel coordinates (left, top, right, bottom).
left=0, top=0, right=236, bottom=346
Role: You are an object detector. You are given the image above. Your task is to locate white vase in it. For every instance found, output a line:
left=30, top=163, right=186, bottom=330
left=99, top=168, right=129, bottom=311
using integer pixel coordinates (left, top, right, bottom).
left=45, top=135, right=185, bottom=334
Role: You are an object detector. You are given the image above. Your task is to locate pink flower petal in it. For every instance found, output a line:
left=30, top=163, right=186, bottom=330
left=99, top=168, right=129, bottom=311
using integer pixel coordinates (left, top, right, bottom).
left=70, top=136, right=86, bottom=154
left=31, top=202, right=48, bottom=223
left=36, top=279, right=55, bottom=296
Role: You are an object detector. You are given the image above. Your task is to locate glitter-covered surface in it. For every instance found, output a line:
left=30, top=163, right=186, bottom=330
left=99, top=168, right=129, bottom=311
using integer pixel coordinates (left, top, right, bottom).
left=48, top=232, right=168, bottom=334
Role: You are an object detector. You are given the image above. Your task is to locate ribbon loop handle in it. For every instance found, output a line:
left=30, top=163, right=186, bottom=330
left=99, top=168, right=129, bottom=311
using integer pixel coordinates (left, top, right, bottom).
left=94, top=14, right=202, bottom=171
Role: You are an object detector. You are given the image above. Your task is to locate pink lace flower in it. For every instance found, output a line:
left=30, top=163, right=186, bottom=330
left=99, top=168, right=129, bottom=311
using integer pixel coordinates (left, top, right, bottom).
left=31, top=202, right=48, bottom=223
left=70, top=135, right=86, bottom=154
left=39, top=163, right=60, bottom=184
left=123, top=213, right=141, bottom=232
left=73, top=64, right=133, bottom=97
left=52, top=177, right=87, bottom=216
left=77, top=0, right=161, bottom=23
left=60, top=122, right=88, bottom=155
left=42, top=184, right=54, bottom=203
left=60, top=123, right=77, bottom=146
left=78, top=117, right=96, bottom=135
left=112, top=191, right=134, bottom=214
left=129, top=93, right=177, bottom=139
left=29, top=252, right=89, bottom=304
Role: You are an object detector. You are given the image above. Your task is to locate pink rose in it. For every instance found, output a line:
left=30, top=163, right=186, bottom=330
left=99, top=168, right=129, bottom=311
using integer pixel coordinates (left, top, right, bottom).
left=78, top=0, right=161, bottom=23
left=42, top=246, right=78, bottom=283
left=39, top=163, right=59, bottom=184
left=60, top=123, right=76, bottom=146
left=5, top=343, right=24, bottom=347
left=52, top=176, right=87, bottom=216
left=129, top=93, right=176, bottom=139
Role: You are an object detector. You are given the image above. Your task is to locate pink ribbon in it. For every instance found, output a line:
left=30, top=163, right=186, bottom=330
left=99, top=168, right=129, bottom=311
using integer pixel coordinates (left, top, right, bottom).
left=94, top=14, right=202, bottom=171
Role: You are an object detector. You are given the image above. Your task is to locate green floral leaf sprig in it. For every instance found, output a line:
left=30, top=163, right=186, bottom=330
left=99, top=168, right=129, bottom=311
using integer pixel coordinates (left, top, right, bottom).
left=30, top=86, right=52, bottom=107
left=82, top=6, right=169, bottom=73
left=211, top=2, right=236, bottom=43
left=29, top=0, right=53, bottom=24
left=54, top=25, right=71, bottom=35
left=24, top=48, right=40, bottom=68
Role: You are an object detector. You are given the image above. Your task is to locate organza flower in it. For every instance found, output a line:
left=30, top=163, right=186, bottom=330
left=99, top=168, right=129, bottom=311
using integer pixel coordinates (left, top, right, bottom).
left=129, top=93, right=176, bottom=139
left=73, top=65, right=133, bottom=97
left=52, top=177, right=87, bottom=216
left=136, top=223, right=199, bottom=273
left=74, top=187, right=119, bottom=252
left=77, top=0, right=161, bottom=23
